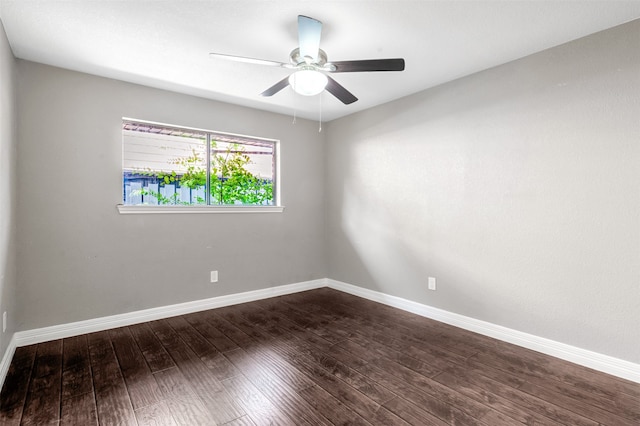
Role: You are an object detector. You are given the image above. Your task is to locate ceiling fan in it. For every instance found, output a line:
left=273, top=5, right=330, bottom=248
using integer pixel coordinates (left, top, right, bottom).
left=209, top=15, right=405, bottom=105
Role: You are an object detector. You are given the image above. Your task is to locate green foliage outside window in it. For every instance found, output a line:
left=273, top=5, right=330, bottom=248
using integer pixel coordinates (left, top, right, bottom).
left=138, top=142, right=273, bottom=205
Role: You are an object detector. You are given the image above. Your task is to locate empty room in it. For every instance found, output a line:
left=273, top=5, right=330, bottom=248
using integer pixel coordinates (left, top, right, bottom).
left=0, top=1, right=638, bottom=425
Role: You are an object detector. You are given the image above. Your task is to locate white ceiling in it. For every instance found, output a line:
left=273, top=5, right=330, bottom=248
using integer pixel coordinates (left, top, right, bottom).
left=1, top=1, right=639, bottom=122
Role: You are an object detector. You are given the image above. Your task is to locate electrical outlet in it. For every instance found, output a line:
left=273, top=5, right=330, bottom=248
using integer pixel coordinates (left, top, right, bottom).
left=2, top=311, right=6, bottom=333
left=210, top=270, right=218, bottom=283
left=428, top=277, right=436, bottom=291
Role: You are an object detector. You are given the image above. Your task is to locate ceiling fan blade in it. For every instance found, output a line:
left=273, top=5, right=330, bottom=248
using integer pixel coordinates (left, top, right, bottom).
left=329, top=58, right=405, bottom=73
left=325, top=76, right=358, bottom=105
left=298, top=15, right=322, bottom=62
left=209, top=52, right=291, bottom=68
left=260, top=76, right=291, bottom=97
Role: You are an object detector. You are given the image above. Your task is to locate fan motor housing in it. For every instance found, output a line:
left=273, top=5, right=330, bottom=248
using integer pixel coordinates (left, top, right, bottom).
left=290, top=48, right=328, bottom=67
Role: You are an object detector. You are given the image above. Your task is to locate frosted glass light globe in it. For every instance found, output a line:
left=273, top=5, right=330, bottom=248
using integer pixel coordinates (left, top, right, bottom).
left=289, top=70, right=328, bottom=96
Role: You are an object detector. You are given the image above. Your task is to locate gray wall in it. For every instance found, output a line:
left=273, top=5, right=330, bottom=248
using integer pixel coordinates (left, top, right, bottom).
left=16, top=62, right=326, bottom=330
left=0, top=19, right=17, bottom=358
left=325, top=20, right=640, bottom=363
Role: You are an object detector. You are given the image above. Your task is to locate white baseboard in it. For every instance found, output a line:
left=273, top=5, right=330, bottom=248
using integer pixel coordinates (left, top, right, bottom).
left=327, top=279, right=640, bottom=383
left=1, top=277, right=637, bottom=390
left=13, top=278, right=327, bottom=348
left=0, top=334, right=17, bottom=392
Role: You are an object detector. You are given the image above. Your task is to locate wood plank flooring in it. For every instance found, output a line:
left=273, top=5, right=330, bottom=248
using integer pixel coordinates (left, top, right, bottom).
left=1, top=288, right=638, bottom=425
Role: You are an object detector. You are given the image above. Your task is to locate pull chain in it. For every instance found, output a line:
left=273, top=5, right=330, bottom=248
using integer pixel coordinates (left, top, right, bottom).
left=292, top=90, right=297, bottom=125
left=318, top=93, right=322, bottom=133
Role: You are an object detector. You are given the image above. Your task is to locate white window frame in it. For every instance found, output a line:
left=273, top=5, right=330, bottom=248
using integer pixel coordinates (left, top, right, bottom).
left=117, top=118, right=283, bottom=214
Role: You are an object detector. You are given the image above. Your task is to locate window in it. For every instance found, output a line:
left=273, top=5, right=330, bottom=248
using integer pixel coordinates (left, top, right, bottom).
left=119, top=119, right=280, bottom=213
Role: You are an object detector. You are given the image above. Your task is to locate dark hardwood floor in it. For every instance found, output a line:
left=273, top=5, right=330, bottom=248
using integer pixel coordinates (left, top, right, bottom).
left=1, top=288, right=638, bottom=425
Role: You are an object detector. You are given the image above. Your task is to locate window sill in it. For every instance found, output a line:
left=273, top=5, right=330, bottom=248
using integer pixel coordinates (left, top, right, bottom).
left=117, top=205, right=284, bottom=214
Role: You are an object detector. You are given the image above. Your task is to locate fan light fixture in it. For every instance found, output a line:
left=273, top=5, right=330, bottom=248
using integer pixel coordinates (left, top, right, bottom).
left=288, top=69, right=328, bottom=96
left=209, top=15, right=405, bottom=105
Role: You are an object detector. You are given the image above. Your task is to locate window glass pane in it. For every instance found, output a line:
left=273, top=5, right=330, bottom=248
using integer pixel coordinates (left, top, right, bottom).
left=123, top=122, right=207, bottom=205
left=210, top=137, right=275, bottom=205
left=122, top=120, right=277, bottom=207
